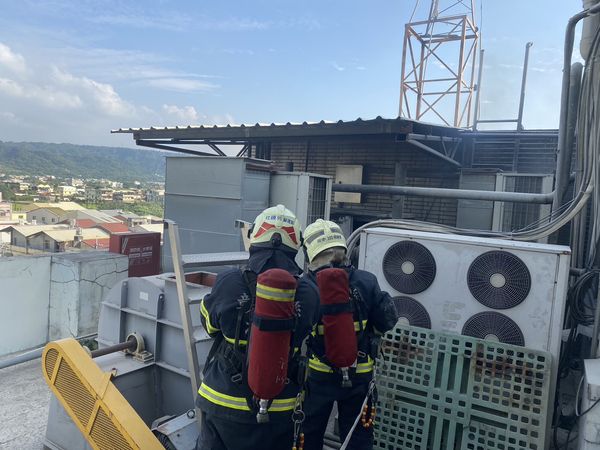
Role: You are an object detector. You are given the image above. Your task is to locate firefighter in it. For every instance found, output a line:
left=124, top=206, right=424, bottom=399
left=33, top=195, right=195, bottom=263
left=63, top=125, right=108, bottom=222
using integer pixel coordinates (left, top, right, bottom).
left=300, top=219, right=398, bottom=450
left=196, top=205, right=317, bottom=450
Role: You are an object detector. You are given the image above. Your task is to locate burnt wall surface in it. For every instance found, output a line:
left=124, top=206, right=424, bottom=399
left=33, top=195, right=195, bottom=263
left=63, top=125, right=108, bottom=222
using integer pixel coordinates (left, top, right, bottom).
left=267, top=137, right=459, bottom=226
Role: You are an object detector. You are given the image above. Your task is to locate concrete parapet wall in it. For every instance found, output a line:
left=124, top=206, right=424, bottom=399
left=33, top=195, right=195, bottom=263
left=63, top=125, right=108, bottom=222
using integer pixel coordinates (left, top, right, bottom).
left=49, top=252, right=128, bottom=341
left=0, top=255, right=52, bottom=356
left=0, top=252, right=128, bottom=357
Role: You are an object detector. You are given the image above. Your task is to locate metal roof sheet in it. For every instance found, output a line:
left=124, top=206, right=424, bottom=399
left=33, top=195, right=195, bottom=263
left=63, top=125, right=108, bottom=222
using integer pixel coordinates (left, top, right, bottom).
left=111, top=116, right=460, bottom=140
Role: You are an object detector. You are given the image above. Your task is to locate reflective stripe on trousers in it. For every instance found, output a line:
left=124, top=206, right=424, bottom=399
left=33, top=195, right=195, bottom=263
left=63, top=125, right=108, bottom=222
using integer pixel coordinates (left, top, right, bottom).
left=198, top=383, right=297, bottom=412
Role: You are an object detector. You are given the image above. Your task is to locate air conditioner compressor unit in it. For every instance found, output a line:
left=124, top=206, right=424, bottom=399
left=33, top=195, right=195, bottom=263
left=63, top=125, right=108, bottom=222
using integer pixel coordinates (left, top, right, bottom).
left=358, top=227, right=571, bottom=357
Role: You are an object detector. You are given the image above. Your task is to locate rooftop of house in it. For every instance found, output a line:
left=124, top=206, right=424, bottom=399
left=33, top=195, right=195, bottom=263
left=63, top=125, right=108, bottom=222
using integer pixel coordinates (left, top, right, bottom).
left=94, top=223, right=130, bottom=234
left=133, top=224, right=163, bottom=234
left=35, top=228, right=110, bottom=243
left=27, top=207, right=67, bottom=216
left=0, top=224, right=71, bottom=237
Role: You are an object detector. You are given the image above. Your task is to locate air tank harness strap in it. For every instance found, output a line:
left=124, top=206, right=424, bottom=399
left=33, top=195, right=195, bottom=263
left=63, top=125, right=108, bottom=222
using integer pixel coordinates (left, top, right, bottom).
left=221, top=270, right=256, bottom=384
left=252, top=316, right=297, bottom=331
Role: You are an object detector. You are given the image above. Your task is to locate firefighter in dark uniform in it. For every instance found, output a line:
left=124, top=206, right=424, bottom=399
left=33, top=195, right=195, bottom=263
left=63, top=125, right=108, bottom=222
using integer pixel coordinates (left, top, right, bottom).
left=299, top=219, right=398, bottom=450
left=196, top=205, right=318, bottom=450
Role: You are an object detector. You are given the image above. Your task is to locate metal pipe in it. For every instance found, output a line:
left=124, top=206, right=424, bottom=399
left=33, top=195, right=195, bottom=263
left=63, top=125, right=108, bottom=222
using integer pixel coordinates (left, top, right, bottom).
left=332, top=183, right=554, bottom=204
left=552, top=5, right=600, bottom=215
left=474, top=119, right=519, bottom=123
left=0, top=333, right=98, bottom=370
left=406, top=139, right=461, bottom=167
left=517, top=42, right=534, bottom=131
left=91, top=337, right=137, bottom=358
left=0, top=347, right=43, bottom=370
left=406, top=133, right=461, bottom=143
left=472, top=49, right=484, bottom=131
left=591, top=275, right=600, bottom=358
left=567, top=62, right=585, bottom=259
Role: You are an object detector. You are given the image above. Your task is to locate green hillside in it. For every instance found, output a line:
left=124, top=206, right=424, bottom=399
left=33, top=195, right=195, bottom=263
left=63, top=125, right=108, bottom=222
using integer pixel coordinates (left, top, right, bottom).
left=0, top=141, right=166, bottom=182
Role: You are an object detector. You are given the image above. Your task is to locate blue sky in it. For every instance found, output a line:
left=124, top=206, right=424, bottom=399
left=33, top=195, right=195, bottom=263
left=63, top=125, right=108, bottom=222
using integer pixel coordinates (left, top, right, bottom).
left=0, top=0, right=582, bottom=147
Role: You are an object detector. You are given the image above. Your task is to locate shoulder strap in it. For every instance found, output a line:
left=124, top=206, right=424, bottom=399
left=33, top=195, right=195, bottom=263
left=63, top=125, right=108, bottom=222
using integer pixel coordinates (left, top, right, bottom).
left=232, top=269, right=255, bottom=354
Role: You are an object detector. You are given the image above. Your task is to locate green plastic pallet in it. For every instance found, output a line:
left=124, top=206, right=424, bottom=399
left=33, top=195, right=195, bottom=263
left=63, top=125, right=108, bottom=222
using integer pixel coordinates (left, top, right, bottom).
left=374, top=325, right=552, bottom=450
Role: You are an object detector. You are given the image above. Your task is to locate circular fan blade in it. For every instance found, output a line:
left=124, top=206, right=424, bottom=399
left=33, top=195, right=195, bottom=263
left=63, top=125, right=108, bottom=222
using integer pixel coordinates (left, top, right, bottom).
left=462, top=312, right=525, bottom=346
left=392, top=296, right=432, bottom=329
left=467, top=251, right=531, bottom=309
left=383, top=241, right=436, bottom=294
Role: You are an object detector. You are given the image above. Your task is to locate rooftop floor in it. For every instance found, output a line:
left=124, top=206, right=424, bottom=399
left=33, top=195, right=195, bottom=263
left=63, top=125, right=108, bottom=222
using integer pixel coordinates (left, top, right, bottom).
left=0, top=358, right=49, bottom=449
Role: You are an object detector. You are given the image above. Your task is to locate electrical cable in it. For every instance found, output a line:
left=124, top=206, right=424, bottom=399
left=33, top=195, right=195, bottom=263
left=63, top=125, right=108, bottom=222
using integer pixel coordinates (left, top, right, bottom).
left=575, top=374, right=600, bottom=417
left=346, top=8, right=600, bottom=256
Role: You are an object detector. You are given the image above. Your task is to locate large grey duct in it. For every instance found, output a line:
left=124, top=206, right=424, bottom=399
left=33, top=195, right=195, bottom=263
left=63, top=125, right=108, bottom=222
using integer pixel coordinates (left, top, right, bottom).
left=582, top=0, right=600, bottom=59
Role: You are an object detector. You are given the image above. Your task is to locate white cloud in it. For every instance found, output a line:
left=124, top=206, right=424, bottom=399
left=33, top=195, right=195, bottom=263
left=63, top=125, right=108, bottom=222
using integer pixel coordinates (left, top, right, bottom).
left=202, top=17, right=270, bottom=31
left=52, top=67, right=134, bottom=116
left=0, top=41, right=232, bottom=145
left=90, top=13, right=192, bottom=32
left=0, top=76, right=82, bottom=110
left=0, top=43, right=26, bottom=74
left=144, top=78, right=219, bottom=93
left=163, top=104, right=200, bottom=122
left=331, top=62, right=345, bottom=72
left=0, top=111, right=18, bottom=121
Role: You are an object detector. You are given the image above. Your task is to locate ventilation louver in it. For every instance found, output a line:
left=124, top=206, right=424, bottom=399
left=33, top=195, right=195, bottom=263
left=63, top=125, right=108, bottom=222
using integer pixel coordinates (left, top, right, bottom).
left=461, top=312, right=525, bottom=346
left=392, top=296, right=431, bottom=329
left=467, top=250, right=531, bottom=309
left=383, top=241, right=436, bottom=294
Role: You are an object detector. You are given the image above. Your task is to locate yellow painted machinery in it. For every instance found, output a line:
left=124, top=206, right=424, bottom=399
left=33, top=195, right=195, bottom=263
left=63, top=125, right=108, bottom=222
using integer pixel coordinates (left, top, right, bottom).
left=42, top=337, right=164, bottom=450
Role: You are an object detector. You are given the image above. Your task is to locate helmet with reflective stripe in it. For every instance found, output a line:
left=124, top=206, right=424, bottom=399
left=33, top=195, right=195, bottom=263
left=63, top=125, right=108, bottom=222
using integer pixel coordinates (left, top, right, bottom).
left=303, top=219, right=347, bottom=263
left=250, top=205, right=302, bottom=252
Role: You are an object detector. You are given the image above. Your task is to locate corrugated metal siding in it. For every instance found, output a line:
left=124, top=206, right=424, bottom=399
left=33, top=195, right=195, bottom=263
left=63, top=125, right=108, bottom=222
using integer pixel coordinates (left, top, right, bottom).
left=269, top=138, right=459, bottom=226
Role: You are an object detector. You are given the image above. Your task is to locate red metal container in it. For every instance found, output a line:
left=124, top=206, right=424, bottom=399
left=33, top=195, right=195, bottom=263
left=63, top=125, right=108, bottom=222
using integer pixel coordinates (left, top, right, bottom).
left=109, top=232, right=161, bottom=277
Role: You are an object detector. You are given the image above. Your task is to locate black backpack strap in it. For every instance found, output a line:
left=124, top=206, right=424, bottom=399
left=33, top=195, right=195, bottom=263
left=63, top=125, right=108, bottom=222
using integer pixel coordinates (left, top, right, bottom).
left=203, top=332, right=224, bottom=376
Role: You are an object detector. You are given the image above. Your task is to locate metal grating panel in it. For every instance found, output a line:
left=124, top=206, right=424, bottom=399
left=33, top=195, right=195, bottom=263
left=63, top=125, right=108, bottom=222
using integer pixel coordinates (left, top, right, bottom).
left=502, top=177, right=544, bottom=232
left=90, top=407, right=134, bottom=450
left=374, top=325, right=551, bottom=450
left=55, top=359, right=97, bottom=428
left=42, top=339, right=164, bottom=450
left=308, top=176, right=328, bottom=224
left=45, top=347, right=59, bottom=378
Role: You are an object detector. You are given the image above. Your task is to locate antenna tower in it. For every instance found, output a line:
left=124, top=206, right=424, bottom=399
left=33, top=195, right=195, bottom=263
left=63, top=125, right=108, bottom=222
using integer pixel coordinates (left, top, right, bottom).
left=399, top=0, right=479, bottom=128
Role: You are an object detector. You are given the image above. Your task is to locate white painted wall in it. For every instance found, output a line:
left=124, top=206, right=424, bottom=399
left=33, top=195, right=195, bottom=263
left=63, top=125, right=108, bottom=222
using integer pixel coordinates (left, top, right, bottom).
left=0, top=255, right=52, bottom=356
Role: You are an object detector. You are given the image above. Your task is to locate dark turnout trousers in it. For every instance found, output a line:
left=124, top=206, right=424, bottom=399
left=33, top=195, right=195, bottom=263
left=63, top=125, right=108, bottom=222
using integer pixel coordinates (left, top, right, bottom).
left=196, top=411, right=295, bottom=450
left=302, top=379, right=374, bottom=450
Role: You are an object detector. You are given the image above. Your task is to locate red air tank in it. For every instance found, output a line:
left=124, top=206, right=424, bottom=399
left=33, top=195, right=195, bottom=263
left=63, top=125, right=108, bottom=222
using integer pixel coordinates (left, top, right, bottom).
left=316, top=268, right=357, bottom=387
left=247, top=268, right=297, bottom=422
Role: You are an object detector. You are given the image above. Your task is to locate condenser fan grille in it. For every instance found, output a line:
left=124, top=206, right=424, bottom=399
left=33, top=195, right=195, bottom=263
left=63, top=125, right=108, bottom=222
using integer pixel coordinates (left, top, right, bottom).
left=392, top=296, right=431, bottom=329
left=383, top=241, right=436, bottom=294
left=462, top=312, right=525, bottom=346
left=467, top=250, right=531, bottom=309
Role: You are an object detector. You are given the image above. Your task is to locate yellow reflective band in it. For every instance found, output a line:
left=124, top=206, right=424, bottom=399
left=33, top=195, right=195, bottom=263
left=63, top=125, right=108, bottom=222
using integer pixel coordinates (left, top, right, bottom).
left=198, top=384, right=296, bottom=412
left=198, top=384, right=250, bottom=411
left=223, top=335, right=248, bottom=346
left=256, top=283, right=296, bottom=295
left=308, top=356, right=374, bottom=374
left=309, top=358, right=334, bottom=373
left=269, top=398, right=297, bottom=412
left=316, top=320, right=368, bottom=335
left=256, top=284, right=295, bottom=302
left=200, top=300, right=220, bottom=334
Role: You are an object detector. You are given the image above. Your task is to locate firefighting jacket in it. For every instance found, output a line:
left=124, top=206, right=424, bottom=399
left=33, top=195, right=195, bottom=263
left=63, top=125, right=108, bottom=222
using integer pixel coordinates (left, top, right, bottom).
left=299, top=265, right=398, bottom=383
left=198, top=255, right=319, bottom=423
